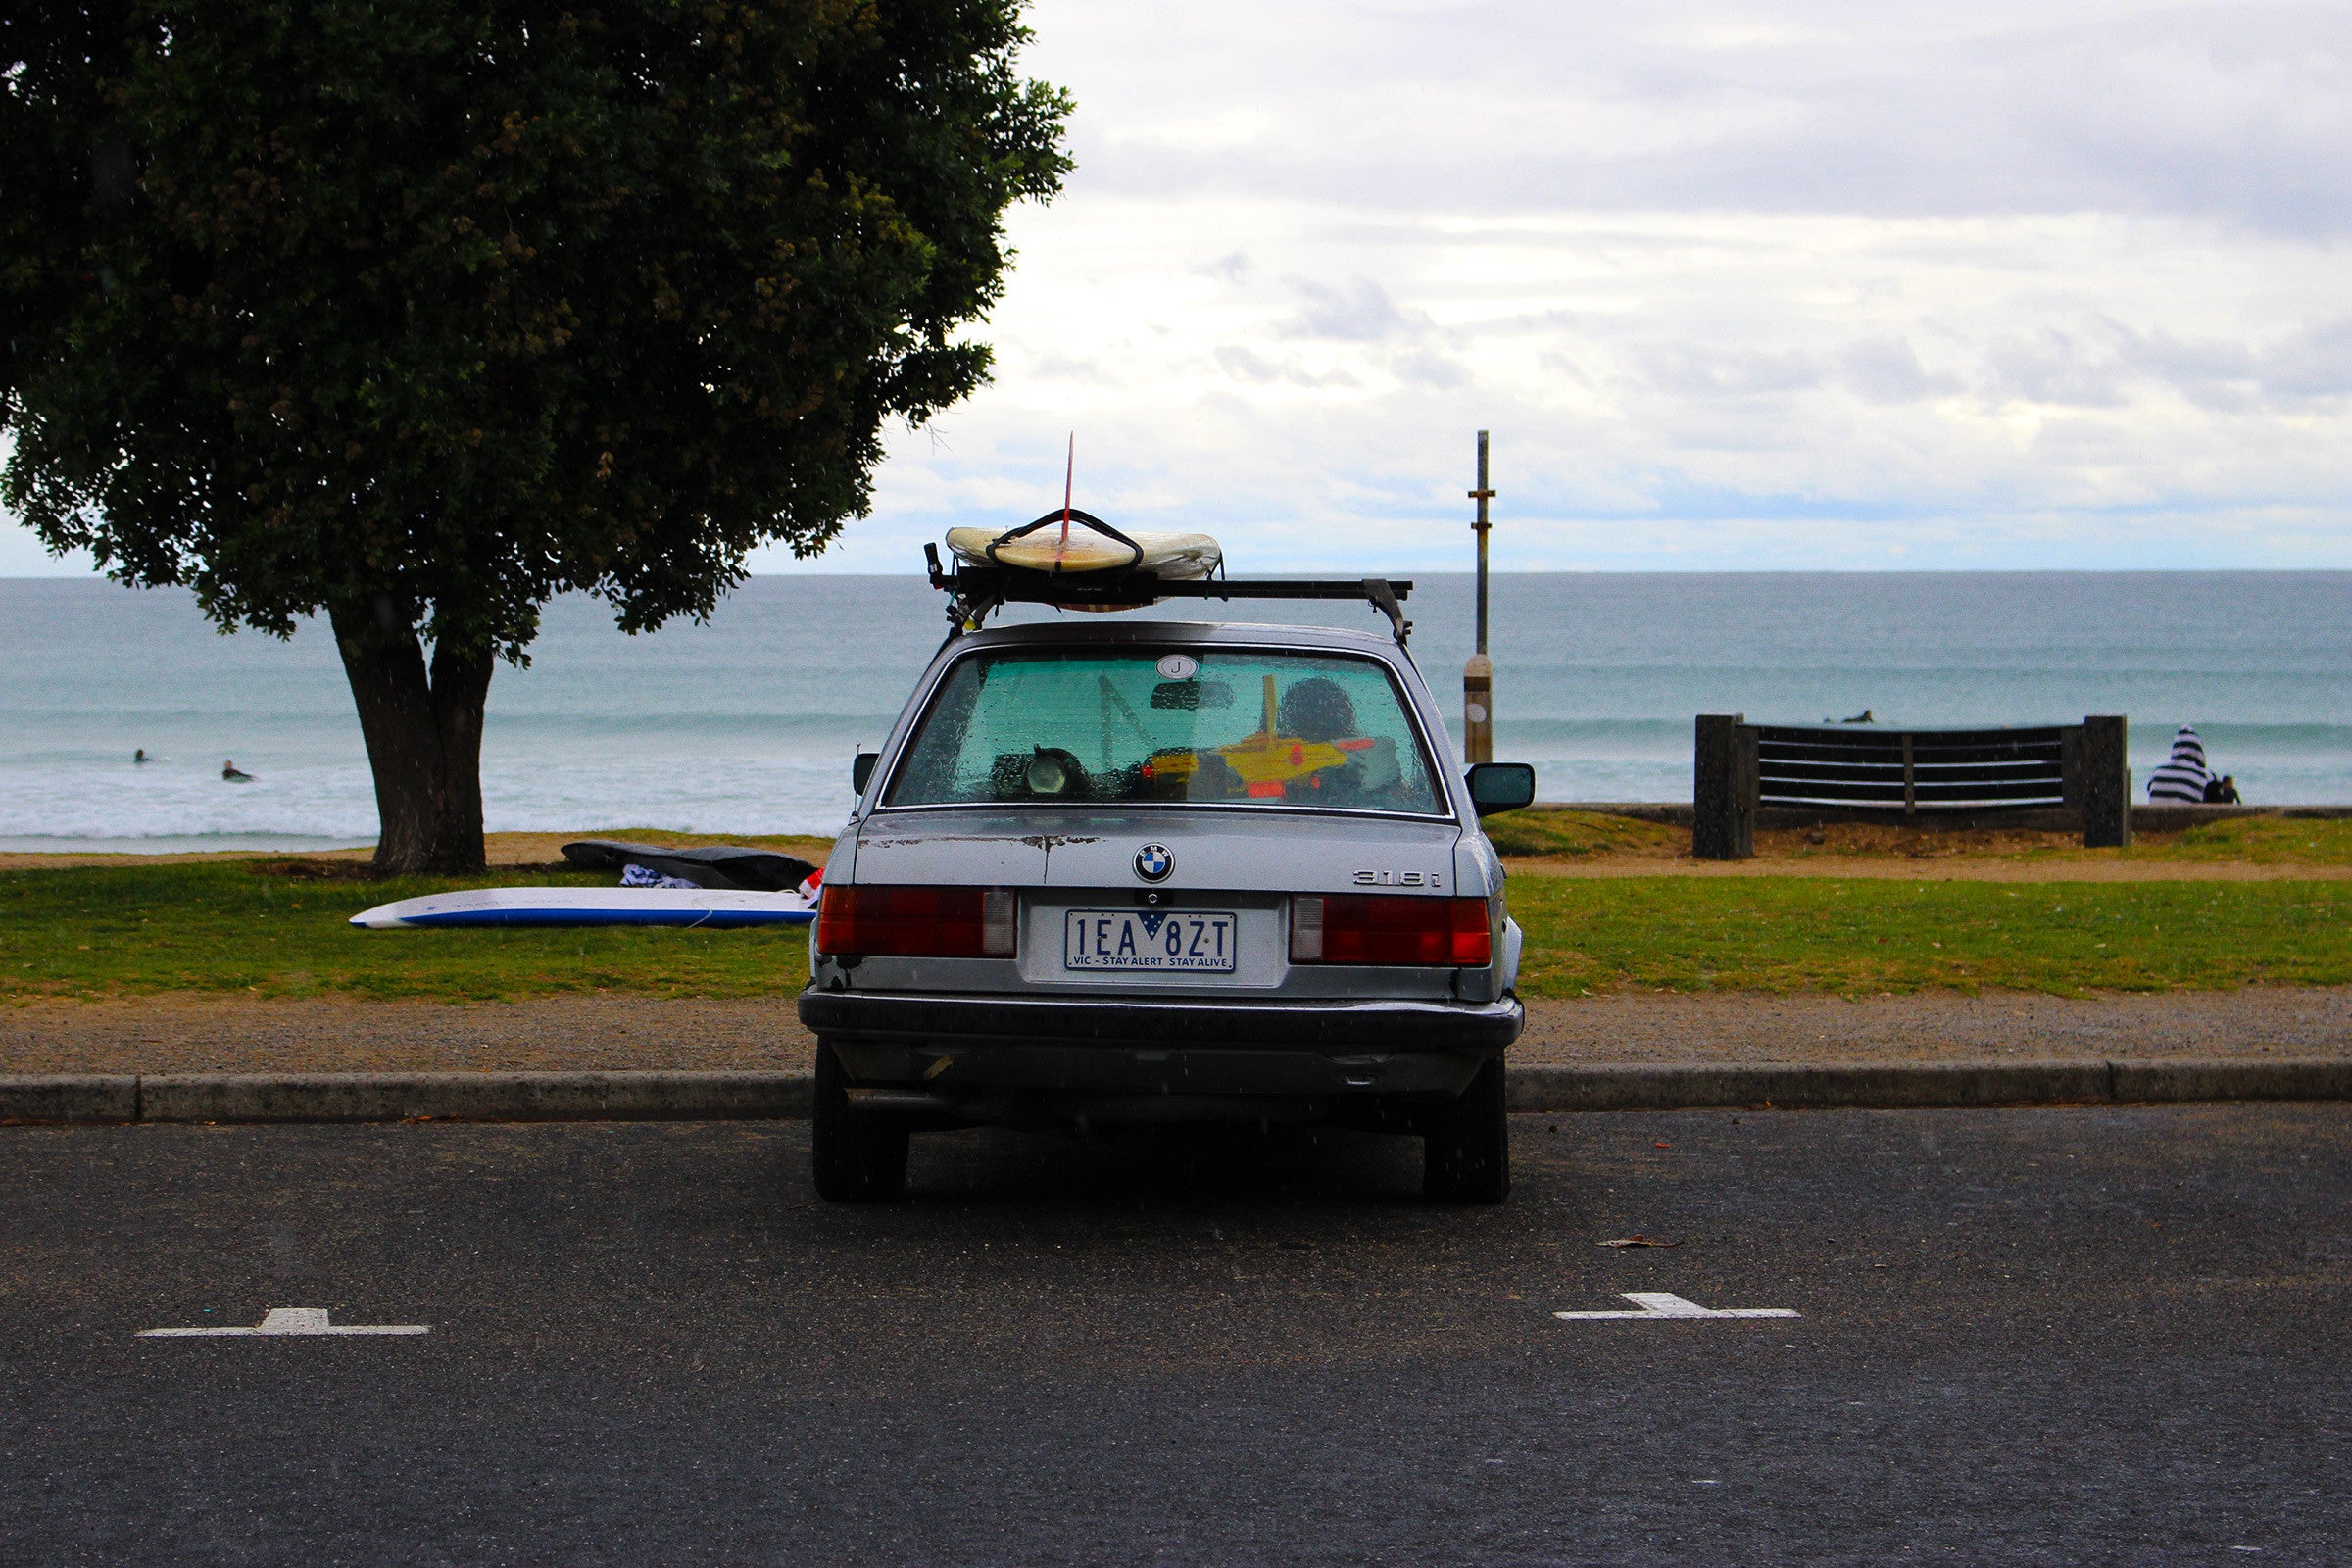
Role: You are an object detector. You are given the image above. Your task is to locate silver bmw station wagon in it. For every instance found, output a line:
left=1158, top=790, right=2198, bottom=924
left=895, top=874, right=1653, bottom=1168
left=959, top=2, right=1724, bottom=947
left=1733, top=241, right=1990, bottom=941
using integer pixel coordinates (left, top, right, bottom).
left=798, top=611, right=1536, bottom=1203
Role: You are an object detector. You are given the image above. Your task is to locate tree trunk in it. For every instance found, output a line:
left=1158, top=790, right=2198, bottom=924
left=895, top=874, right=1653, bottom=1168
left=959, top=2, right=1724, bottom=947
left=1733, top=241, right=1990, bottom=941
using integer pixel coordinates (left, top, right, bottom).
left=330, top=594, right=493, bottom=874
left=428, top=630, right=493, bottom=863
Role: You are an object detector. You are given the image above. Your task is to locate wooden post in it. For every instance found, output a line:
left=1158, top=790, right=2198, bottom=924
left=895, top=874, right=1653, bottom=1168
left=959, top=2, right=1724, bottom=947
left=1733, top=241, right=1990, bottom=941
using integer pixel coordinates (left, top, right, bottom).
left=2059, top=725, right=2086, bottom=821
left=2082, top=714, right=2131, bottom=848
left=1463, top=430, right=1495, bottom=764
left=1463, top=654, right=1493, bottom=765
left=1694, top=713, right=1756, bottom=860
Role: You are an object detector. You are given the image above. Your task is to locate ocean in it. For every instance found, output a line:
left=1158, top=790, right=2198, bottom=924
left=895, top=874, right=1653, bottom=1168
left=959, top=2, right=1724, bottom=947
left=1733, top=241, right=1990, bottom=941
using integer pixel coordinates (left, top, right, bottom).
left=3, top=571, right=2346, bottom=851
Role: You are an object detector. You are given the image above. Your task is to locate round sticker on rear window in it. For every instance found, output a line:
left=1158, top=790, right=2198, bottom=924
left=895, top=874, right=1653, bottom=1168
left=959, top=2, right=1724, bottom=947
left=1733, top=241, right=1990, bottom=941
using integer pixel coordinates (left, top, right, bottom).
left=1155, top=653, right=1199, bottom=680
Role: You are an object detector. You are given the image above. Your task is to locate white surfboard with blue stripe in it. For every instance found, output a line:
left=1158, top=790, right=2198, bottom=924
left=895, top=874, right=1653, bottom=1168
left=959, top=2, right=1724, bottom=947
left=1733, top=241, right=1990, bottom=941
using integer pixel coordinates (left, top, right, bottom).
left=349, top=887, right=815, bottom=930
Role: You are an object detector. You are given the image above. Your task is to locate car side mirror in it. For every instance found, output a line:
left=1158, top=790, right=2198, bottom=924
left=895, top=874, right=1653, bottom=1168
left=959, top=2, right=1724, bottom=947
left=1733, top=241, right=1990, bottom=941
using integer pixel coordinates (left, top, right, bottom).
left=1465, top=762, right=1536, bottom=816
left=851, top=752, right=880, bottom=796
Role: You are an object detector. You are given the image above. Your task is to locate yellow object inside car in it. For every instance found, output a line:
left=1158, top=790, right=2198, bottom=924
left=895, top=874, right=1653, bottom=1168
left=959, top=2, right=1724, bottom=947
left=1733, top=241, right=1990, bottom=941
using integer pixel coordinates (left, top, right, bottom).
left=1213, top=675, right=1357, bottom=798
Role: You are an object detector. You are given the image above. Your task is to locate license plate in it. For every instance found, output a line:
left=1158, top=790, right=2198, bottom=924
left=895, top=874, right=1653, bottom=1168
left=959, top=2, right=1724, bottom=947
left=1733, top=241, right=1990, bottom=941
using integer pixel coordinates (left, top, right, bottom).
left=1063, top=909, right=1238, bottom=972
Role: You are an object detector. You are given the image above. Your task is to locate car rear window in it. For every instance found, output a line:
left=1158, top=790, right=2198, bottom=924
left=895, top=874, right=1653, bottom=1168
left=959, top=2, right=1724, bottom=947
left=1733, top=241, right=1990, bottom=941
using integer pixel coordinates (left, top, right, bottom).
left=884, top=648, right=1448, bottom=815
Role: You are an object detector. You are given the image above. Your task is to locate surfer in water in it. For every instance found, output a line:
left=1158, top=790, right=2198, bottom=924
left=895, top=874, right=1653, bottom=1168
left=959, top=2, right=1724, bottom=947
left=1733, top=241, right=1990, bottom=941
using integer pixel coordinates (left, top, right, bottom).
left=134, top=748, right=151, bottom=763
left=221, top=760, right=255, bottom=782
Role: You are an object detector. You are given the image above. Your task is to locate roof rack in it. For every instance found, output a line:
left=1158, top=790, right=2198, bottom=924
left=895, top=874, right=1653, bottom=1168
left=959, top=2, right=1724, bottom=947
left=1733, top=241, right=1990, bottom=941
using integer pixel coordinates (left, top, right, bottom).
left=924, top=542, right=1415, bottom=645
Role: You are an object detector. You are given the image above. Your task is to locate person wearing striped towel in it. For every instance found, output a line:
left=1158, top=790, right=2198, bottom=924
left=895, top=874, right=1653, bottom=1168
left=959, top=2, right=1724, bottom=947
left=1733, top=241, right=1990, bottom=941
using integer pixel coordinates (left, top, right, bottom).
left=2146, top=725, right=2212, bottom=803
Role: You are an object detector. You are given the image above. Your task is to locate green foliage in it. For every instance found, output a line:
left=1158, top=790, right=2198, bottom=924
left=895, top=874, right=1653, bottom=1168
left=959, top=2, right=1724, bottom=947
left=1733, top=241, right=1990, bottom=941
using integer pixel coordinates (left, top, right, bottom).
left=1508, top=876, right=2352, bottom=998
left=1, top=1, right=1071, bottom=649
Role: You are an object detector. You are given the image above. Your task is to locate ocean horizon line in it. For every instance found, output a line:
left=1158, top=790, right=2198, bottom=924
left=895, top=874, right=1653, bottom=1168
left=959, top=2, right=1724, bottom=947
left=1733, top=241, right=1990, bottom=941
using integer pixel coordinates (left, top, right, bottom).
left=9, top=564, right=2352, bottom=583
left=11, top=571, right=2347, bottom=829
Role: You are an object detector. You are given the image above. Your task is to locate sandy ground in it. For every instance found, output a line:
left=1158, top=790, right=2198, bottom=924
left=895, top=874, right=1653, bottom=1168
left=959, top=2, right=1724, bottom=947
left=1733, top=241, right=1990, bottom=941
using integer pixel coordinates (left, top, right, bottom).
left=1508, top=820, right=2352, bottom=879
left=0, top=994, right=814, bottom=1075
left=15, top=847, right=2334, bottom=882
left=4, top=988, right=2345, bottom=1077
left=10, top=822, right=2341, bottom=881
left=0, top=831, right=837, bottom=874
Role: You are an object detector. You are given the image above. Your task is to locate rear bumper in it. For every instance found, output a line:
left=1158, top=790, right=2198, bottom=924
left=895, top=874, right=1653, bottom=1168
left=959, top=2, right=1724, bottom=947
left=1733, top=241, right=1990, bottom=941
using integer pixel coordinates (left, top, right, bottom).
left=800, top=988, right=1522, bottom=1052
left=798, top=988, right=1523, bottom=1102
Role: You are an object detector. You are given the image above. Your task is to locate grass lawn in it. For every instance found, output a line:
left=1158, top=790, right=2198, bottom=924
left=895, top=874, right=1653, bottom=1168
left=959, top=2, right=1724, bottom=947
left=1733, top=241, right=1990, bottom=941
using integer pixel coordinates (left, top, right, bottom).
left=3, top=857, right=2346, bottom=1003
left=1485, top=808, right=2352, bottom=865
left=1508, top=875, right=2352, bottom=997
left=2123, top=815, right=2352, bottom=864
left=0, top=862, right=811, bottom=1003
left=1481, top=809, right=1687, bottom=858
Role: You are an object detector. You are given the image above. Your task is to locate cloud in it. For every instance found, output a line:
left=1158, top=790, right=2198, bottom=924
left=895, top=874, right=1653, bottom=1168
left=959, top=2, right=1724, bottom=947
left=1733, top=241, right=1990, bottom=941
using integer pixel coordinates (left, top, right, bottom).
left=822, top=165, right=2352, bottom=571
left=1391, top=348, right=1468, bottom=390
left=1840, top=338, right=1954, bottom=405
left=2263, top=318, right=2352, bottom=398
left=1054, top=1, right=2352, bottom=236
left=1979, top=317, right=2352, bottom=412
left=8, top=0, right=2347, bottom=579
left=1212, top=345, right=1359, bottom=389
left=1984, top=328, right=2136, bottom=411
left=1194, top=250, right=1252, bottom=282
left=1640, top=345, right=1821, bottom=398
left=1279, top=276, right=1427, bottom=343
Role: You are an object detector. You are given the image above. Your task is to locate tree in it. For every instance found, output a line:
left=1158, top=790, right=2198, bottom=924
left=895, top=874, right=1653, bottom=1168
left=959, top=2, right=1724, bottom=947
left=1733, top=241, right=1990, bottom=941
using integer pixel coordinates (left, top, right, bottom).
left=0, top=1, right=1069, bottom=869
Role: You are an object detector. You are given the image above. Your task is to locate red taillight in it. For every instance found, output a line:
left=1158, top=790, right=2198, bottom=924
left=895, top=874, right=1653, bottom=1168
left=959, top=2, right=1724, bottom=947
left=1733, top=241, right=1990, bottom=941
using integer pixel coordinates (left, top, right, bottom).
left=1290, top=895, right=1491, bottom=966
left=815, top=885, right=1017, bottom=958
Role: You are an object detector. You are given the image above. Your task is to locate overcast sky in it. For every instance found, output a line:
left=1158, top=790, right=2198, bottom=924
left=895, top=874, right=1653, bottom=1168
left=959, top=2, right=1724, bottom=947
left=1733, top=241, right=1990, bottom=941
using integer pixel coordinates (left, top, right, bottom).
left=8, top=0, right=2346, bottom=577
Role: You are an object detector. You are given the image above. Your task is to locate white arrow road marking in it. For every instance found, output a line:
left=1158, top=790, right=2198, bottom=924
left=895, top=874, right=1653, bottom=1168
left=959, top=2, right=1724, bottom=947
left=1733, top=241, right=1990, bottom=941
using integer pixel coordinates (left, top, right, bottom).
left=139, top=1307, right=428, bottom=1338
left=1555, top=1292, right=1798, bottom=1321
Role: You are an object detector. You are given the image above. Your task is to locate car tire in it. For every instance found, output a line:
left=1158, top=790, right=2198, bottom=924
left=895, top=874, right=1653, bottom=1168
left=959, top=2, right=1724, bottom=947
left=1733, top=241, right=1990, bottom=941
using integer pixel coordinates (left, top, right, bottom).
left=1424, top=1056, right=1509, bottom=1203
left=811, top=1039, right=910, bottom=1202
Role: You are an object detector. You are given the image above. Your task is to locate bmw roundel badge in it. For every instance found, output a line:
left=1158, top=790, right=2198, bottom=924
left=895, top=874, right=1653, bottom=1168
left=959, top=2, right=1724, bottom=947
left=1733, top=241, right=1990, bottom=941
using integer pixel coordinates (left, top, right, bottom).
left=1133, top=843, right=1174, bottom=883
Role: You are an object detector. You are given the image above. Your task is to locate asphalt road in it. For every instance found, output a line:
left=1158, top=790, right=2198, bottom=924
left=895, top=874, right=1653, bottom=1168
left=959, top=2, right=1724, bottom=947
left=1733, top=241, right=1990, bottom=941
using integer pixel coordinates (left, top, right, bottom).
left=3, top=1104, right=2347, bottom=1566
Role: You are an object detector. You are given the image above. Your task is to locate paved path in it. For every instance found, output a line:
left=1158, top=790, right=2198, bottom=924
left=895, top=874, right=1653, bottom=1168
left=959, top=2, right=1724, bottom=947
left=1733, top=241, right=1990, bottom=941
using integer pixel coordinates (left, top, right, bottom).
left=4, top=988, right=2347, bottom=1075
left=1510, top=986, right=2352, bottom=1064
left=5, top=1105, right=2346, bottom=1564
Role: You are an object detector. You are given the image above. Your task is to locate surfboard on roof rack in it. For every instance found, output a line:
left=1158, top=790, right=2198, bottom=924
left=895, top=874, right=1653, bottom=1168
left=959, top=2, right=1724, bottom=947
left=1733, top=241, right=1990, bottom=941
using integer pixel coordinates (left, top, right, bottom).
left=945, top=509, right=1222, bottom=613
left=947, top=510, right=1221, bottom=580
left=925, top=510, right=1415, bottom=644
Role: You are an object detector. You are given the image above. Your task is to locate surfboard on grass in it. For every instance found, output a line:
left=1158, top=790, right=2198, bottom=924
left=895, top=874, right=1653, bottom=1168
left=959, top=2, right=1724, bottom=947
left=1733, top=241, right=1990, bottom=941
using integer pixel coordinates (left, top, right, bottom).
left=349, top=887, right=815, bottom=930
left=558, top=838, right=816, bottom=891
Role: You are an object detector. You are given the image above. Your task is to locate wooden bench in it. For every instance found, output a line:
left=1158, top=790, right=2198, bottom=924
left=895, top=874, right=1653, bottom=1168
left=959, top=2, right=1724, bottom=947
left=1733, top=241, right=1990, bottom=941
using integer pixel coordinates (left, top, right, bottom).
left=1693, top=714, right=2131, bottom=859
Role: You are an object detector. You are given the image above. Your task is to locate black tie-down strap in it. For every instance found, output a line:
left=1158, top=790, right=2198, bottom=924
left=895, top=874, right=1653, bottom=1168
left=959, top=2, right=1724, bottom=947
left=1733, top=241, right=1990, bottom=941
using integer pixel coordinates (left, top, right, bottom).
left=983, top=509, right=1147, bottom=574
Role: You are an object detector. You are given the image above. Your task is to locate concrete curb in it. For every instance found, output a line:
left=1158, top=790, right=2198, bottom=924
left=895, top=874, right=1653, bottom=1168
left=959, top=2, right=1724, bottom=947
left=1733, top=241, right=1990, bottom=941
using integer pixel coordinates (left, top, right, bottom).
left=2, top=1060, right=2347, bottom=1126
left=1504, top=1060, right=2120, bottom=1112
left=0, top=1074, right=139, bottom=1124
left=1506, top=1057, right=2352, bottom=1111
left=0, top=1071, right=809, bottom=1126
left=2106, top=1057, right=2352, bottom=1105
